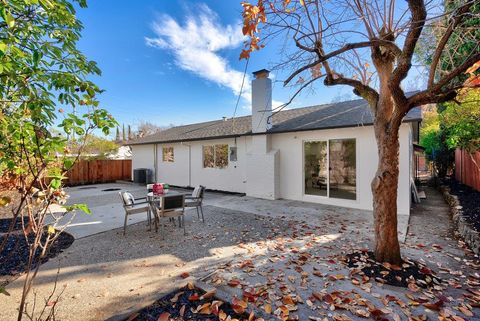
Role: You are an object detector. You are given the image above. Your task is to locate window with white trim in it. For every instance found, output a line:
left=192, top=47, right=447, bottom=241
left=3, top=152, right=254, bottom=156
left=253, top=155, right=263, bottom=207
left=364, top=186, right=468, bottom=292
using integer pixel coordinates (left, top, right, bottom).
left=162, top=147, right=174, bottom=162
left=203, top=144, right=228, bottom=169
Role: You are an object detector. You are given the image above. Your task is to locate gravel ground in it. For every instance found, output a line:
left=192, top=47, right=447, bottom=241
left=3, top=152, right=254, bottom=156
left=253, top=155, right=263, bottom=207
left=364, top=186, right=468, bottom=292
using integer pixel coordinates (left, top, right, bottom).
left=200, top=187, right=479, bottom=321
left=1, top=188, right=479, bottom=321
left=1, top=206, right=291, bottom=321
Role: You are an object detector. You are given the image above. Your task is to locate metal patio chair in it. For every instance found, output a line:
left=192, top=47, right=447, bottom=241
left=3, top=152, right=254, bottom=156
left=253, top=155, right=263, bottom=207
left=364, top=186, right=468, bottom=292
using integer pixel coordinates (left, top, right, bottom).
left=185, top=185, right=205, bottom=222
left=152, top=194, right=186, bottom=239
left=119, top=191, right=151, bottom=235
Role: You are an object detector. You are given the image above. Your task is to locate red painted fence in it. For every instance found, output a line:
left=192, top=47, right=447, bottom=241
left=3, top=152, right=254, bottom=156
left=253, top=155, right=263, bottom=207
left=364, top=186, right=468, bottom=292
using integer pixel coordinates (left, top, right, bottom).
left=455, top=149, right=480, bottom=191
left=65, top=159, right=132, bottom=186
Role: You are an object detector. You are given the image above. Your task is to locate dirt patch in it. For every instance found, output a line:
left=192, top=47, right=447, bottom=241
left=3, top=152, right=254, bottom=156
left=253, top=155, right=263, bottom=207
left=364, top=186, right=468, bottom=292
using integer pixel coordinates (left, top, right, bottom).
left=126, top=284, right=253, bottom=321
left=0, top=220, right=74, bottom=287
left=443, top=178, right=480, bottom=232
left=0, top=190, right=21, bottom=219
left=343, top=250, right=443, bottom=289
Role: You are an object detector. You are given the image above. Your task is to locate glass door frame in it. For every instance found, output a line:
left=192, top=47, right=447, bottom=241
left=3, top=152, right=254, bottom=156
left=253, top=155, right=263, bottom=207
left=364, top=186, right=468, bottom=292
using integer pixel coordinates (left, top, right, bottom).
left=303, top=139, right=330, bottom=198
left=302, top=138, right=358, bottom=200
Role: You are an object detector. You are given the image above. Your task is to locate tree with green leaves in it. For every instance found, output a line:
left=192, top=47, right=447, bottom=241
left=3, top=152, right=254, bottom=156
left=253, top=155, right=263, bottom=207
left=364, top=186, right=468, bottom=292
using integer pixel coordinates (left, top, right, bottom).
left=417, top=0, right=480, bottom=177
left=70, top=134, right=120, bottom=158
left=420, top=108, right=455, bottom=177
left=442, top=88, right=480, bottom=152
left=421, top=88, right=479, bottom=176
left=0, top=1, right=116, bottom=320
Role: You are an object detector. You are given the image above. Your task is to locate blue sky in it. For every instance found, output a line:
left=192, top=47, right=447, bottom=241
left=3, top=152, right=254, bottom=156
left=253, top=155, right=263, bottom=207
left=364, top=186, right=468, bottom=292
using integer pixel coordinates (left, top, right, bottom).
left=75, top=1, right=356, bottom=130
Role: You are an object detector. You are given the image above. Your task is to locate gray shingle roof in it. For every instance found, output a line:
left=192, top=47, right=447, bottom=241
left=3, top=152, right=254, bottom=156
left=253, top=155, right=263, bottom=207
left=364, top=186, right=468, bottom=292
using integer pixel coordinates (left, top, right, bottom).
left=128, top=99, right=422, bottom=145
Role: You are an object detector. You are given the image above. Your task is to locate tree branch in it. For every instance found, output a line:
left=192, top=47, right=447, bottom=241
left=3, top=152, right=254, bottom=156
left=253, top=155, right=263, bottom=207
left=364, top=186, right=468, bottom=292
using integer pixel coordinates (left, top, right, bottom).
left=406, top=52, right=480, bottom=109
left=324, top=72, right=379, bottom=106
left=390, top=0, right=427, bottom=87
left=284, top=40, right=401, bottom=86
left=431, top=51, right=480, bottom=91
left=427, top=1, right=475, bottom=87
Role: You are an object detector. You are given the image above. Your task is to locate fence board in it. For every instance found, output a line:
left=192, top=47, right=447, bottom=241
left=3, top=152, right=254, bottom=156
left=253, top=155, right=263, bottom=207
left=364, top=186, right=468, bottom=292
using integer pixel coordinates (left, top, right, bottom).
left=65, top=159, right=132, bottom=186
left=455, top=149, right=480, bottom=191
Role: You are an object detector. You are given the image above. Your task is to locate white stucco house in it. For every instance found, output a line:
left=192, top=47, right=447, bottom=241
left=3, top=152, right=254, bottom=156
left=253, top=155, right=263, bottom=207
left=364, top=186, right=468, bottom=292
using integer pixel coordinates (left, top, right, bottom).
left=129, top=69, right=422, bottom=216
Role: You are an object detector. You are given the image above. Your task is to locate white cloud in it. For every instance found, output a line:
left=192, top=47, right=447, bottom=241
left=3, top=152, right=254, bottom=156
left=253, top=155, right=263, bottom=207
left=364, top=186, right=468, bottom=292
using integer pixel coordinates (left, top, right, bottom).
left=146, top=4, right=251, bottom=102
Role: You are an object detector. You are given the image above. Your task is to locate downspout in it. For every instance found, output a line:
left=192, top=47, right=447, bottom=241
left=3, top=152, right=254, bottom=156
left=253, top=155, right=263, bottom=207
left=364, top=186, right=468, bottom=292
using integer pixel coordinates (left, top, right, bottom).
left=153, top=144, right=158, bottom=182
left=188, top=144, right=191, bottom=187
left=181, top=142, right=192, bottom=187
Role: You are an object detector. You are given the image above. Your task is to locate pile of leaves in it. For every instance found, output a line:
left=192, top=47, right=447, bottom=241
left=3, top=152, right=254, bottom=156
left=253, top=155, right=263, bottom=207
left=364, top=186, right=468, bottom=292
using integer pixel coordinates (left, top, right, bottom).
left=126, top=283, right=263, bottom=321
left=443, top=178, right=480, bottom=231
left=0, top=218, right=74, bottom=287
left=343, top=251, right=442, bottom=288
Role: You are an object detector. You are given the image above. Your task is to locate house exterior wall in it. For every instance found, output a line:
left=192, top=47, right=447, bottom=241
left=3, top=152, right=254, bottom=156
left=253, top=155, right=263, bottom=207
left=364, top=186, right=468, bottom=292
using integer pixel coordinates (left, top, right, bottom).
left=270, top=123, right=412, bottom=215
left=156, top=143, right=190, bottom=187
left=403, top=124, right=413, bottom=213
left=246, top=135, right=280, bottom=199
left=153, top=137, right=250, bottom=193
left=131, top=144, right=155, bottom=180
left=131, top=123, right=413, bottom=215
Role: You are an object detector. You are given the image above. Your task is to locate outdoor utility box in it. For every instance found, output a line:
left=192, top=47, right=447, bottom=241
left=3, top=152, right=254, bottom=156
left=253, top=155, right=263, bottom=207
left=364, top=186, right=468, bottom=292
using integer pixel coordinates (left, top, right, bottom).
left=133, top=168, right=153, bottom=185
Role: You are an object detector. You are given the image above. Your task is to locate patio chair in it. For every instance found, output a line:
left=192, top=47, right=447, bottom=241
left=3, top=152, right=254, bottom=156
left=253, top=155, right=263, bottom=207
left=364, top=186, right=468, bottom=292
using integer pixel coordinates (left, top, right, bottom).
left=152, top=194, right=186, bottom=239
left=185, top=185, right=205, bottom=222
left=119, top=191, right=152, bottom=235
left=147, top=184, right=154, bottom=193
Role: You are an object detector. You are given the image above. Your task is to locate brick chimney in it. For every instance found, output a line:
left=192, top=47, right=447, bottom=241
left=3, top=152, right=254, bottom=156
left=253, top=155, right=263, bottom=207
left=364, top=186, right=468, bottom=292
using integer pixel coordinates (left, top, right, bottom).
left=251, top=69, right=272, bottom=133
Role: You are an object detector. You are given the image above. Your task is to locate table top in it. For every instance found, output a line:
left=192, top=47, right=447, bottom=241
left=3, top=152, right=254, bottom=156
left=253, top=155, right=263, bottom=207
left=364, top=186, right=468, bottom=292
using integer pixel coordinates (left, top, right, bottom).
left=147, top=191, right=188, bottom=198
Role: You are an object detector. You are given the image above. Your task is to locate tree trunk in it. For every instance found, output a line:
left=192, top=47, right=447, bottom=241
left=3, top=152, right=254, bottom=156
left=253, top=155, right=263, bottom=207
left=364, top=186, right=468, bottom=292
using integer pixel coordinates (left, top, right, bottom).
left=371, top=116, right=402, bottom=264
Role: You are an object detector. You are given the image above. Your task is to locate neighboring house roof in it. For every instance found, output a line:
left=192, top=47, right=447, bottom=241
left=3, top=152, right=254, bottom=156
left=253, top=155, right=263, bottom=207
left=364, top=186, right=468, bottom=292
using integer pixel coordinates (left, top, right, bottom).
left=128, top=99, right=422, bottom=145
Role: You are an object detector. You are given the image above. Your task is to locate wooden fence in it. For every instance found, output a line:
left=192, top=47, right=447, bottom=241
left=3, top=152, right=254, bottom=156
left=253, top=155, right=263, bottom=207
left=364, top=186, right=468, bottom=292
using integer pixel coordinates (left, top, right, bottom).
left=455, top=149, right=480, bottom=191
left=65, top=159, right=132, bottom=186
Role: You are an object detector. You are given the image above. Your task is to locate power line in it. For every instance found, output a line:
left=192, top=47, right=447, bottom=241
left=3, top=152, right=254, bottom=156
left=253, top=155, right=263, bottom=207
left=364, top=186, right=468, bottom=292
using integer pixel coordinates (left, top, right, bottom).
left=232, top=57, right=249, bottom=133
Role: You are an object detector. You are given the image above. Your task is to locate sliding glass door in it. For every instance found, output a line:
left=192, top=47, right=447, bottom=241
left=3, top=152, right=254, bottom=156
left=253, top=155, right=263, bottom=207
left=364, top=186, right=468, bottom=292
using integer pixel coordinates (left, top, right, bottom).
left=304, top=141, right=328, bottom=196
left=304, top=139, right=356, bottom=200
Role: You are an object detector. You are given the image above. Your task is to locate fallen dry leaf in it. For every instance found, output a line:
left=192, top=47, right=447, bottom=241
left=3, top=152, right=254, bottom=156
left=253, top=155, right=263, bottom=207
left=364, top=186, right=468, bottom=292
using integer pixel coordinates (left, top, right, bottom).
left=228, top=279, right=241, bottom=287
left=170, top=291, right=184, bottom=303
left=188, top=293, right=200, bottom=301
left=157, top=312, right=170, bottom=321
left=264, top=303, right=272, bottom=314
left=458, top=306, right=473, bottom=317
left=200, top=289, right=216, bottom=300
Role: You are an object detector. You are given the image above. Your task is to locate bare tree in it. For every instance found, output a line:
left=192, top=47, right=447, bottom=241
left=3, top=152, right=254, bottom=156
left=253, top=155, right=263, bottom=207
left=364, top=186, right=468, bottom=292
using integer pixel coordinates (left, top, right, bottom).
left=135, top=121, right=171, bottom=138
left=241, top=0, right=480, bottom=263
